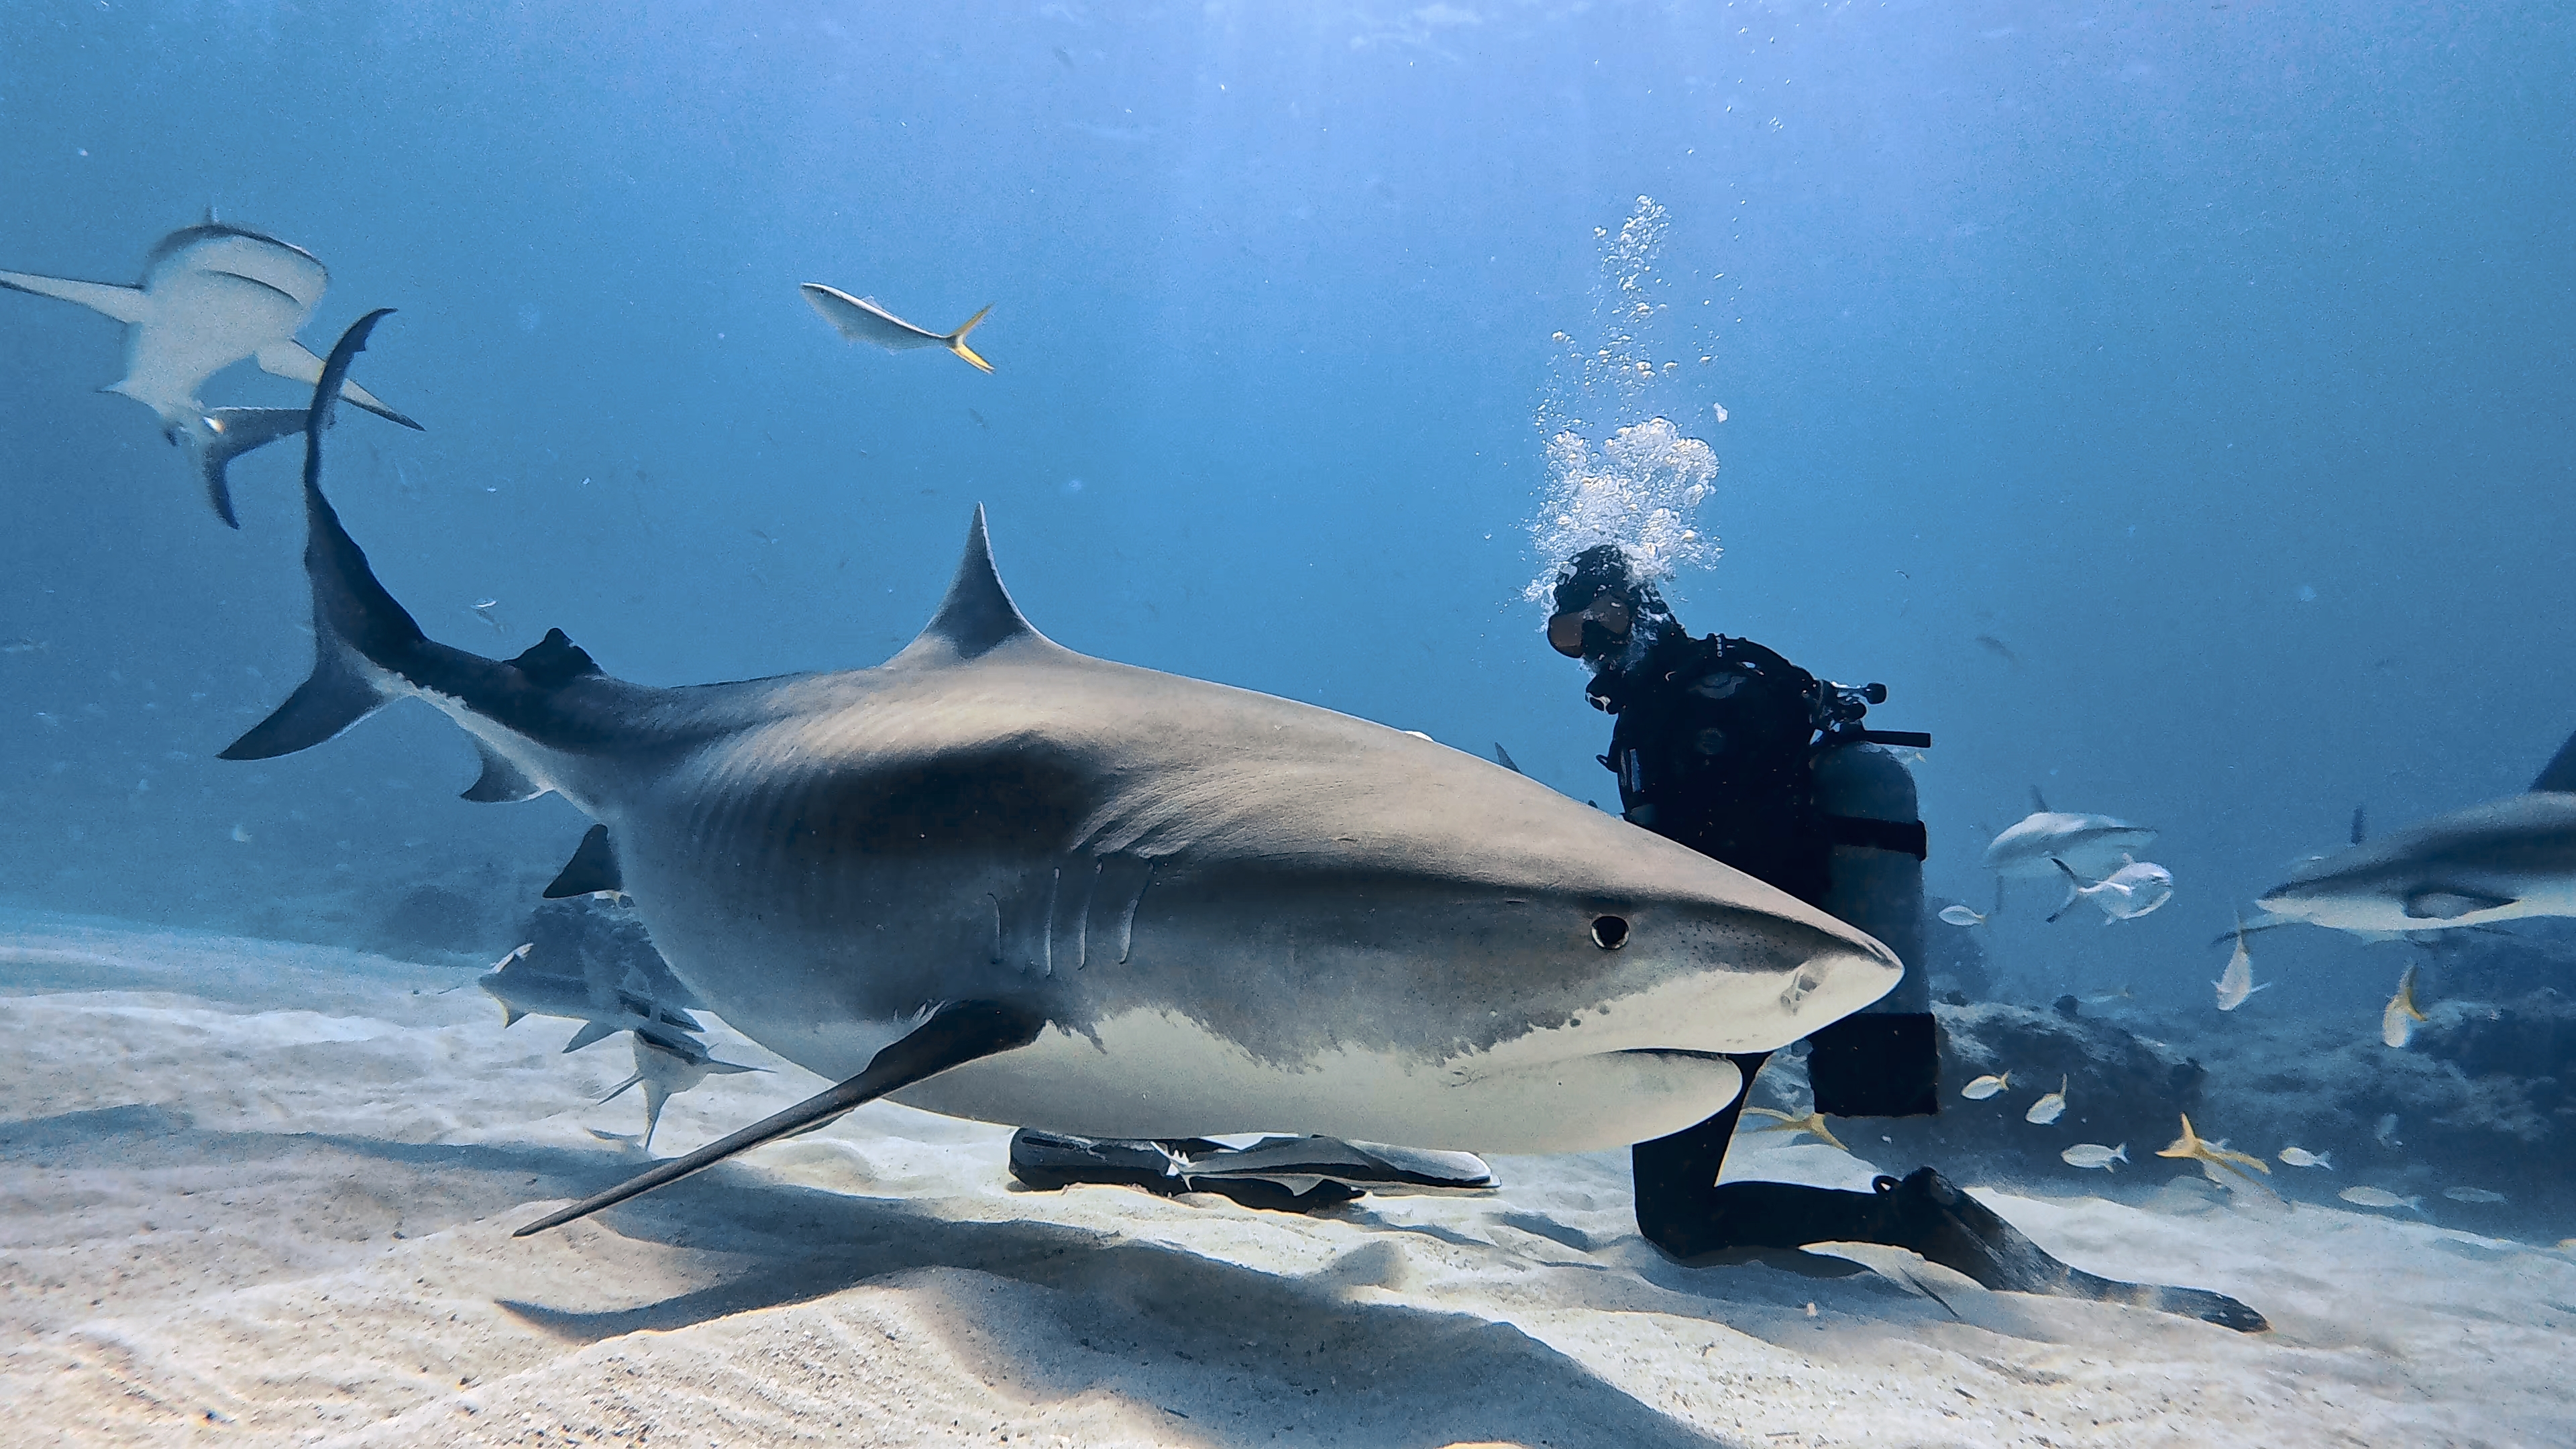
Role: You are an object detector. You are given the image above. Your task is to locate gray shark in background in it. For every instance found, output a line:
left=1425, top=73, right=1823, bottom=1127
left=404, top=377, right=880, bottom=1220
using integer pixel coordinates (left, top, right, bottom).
left=227, top=314, right=1901, bottom=1237
left=478, top=939, right=708, bottom=1053
left=0, top=218, right=422, bottom=526
left=2257, top=729, right=2576, bottom=933
left=1981, top=788, right=2159, bottom=881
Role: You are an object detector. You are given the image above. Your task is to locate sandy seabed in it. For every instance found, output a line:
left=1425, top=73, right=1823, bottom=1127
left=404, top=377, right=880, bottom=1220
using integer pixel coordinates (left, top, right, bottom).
left=3, top=910, right=2569, bottom=1448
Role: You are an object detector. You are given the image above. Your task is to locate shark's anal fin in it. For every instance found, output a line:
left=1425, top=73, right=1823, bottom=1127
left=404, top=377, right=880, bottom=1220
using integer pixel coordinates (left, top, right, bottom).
left=544, top=824, right=622, bottom=899
left=191, top=407, right=309, bottom=528
left=2532, top=726, right=2576, bottom=794
left=462, top=738, right=545, bottom=803
left=514, top=1000, right=1046, bottom=1236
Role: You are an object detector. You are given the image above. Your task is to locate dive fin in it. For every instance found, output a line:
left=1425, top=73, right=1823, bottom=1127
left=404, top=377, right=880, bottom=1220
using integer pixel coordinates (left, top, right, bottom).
left=0, top=268, right=147, bottom=322
left=2045, top=857, right=2084, bottom=924
left=2532, top=727, right=2576, bottom=794
left=191, top=407, right=309, bottom=529
left=254, top=339, right=425, bottom=429
left=543, top=824, right=622, bottom=898
left=945, top=305, right=996, bottom=374
left=515, top=1000, right=1046, bottom=1236
left=564, top=1020, right=620, bottom=1053
left=218, top=311, right=419, bottom=761
left=462, top=738, right=546, bottom=802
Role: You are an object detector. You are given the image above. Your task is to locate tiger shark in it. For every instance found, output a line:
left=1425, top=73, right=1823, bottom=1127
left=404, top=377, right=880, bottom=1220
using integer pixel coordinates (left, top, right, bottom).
left=2256, top=729, right=2576, bottom=933
left=227, top=313, right=1900, bottom=1236
left=0, top=217, right=422, bottom=526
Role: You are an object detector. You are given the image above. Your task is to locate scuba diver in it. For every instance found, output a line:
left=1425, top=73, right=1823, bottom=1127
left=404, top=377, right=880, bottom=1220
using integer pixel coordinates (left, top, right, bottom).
left=1545, top=543, right=2265, bottom=1331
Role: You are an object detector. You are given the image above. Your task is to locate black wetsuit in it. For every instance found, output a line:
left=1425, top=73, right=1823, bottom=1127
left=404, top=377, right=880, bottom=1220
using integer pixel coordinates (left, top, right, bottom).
left=1589, top=629, right=1935, bottom=1260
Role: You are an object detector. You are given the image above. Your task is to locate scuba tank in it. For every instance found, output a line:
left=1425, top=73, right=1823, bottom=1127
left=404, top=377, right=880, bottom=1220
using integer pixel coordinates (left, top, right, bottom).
left=1805, top=687, right=1937, bottom=1118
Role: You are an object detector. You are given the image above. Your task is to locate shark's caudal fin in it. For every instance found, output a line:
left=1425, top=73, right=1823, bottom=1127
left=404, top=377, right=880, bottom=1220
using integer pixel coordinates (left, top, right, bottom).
left=188, top=407, right=308, bottom=528
left=945, top=305, right=996, bottom=374
left=2532, top=727, right=2576, bottom=794
left=2046, top=857, right=2085, bottom=924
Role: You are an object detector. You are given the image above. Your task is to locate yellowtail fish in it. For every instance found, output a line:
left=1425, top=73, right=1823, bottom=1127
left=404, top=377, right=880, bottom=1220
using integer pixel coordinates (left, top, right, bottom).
left=2061, top=1142, right=2127, bottom=1171
left=1937, top=904, right=1986, bottom=927
left=2443, top=1186, right=2508, bottom=1204
left=2383, top=964, right=2429, bottom=1047
left=1742, top=1106, right=1849, bottom=1152
left=2025, top=1075, right=2068, bottom=1125
left=2277, top=1146, right=2332, bottom=1169
left=2157, top=1113, right=2274, bottom=1195
left=1961, top=1071, right=2011, bottom=1100
left=2339, top=1185, right=2423, bottom=1212
left=2214, top=911, right=2267, bottom=1011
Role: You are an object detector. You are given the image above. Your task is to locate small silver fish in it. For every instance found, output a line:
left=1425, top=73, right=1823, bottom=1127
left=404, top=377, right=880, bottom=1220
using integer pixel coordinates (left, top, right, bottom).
left=1961, top=1071, right=2011, bottom=1101
left=2277, top=1146, right=2332, bottom=1169
left=2025, top=1076, right=2068, bottom=1125
left=2383, top=964, right=2428, bottom=1048
left=2214, top=912, right=2267, bottom=1011
left=228, top=823, right=252, bottom=843
left=2339, top=1185, right=2423, bottom=1212
left=2061, top=1142, right=2127, bottom=1171
left=2442, top=1186, right=2508, bottom=1205
left=2375, top=1113, right=2403, bottom=1148
left=0, top=637, right=46, bottom=655
left=1937, top=904, right=1987, bottom=927
left=2084, top=985, right=2136, bottom=1004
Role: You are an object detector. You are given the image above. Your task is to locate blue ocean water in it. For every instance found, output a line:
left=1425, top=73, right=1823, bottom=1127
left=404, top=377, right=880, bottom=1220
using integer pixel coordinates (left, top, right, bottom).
left=1, top=1, right=2569, bottom=1018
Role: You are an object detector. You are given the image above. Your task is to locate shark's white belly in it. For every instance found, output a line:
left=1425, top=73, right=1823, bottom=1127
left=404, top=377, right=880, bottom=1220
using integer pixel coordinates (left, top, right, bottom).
left=888, top=1006, right=1746, bottom=1154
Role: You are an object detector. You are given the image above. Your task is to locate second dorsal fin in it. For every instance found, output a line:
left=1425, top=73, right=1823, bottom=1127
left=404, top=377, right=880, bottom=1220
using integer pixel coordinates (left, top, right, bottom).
left=888, top=506, right=1054, bottom=667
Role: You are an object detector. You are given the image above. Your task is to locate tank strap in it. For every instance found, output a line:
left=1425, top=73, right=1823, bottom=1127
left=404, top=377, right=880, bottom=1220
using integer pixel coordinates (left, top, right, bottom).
left=1825, top=814, right=1928, bottom=859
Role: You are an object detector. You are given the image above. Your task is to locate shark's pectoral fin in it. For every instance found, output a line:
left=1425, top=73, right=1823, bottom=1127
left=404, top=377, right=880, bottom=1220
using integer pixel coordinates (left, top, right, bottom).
left=515, top=1000, right=1047, bottom=1236
left=564, top=1020, right=621, bottom=1053
left=462, top=737, right=547, bottom=803
left=543, top=824, right=622, bottom=898
left=0, top=268, right=147, bottom=322
left=2403, top=888, right=2514, bottom=920
left=254, top=339, right=423, bottom=430
left=193, top=407, right=309, bottom=527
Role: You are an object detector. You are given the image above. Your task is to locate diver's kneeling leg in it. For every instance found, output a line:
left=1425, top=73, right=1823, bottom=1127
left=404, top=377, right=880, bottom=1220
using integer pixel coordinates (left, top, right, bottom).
left=1876, top=1168, right=2268, bottom=1332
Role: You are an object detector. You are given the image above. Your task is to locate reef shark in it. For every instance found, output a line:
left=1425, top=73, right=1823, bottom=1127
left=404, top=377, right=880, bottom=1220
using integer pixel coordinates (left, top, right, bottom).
left=0, top=218, right=421, bottom=526
left=227, top=313, right=1900, bottom=1236
left=2257, top=728, right=2576, bottom=932
left=1982, top=789, right=2159, bottom=881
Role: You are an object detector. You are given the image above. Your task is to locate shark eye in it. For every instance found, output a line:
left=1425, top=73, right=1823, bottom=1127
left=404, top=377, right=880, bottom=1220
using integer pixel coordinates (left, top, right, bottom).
left=1590, top=915, right=1630, bottom=951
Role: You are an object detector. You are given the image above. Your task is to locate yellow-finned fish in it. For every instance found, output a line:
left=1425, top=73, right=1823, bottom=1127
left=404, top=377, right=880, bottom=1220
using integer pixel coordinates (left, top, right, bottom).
left=2025, top=1075, right=2068, bottom=1124
left=1961, top=1071, right=2011, bottom=1100
left=2383, top=963, right=2429, bottom=1048
left=1742, top=1106, right=1849, bottom=1152
left=2156, top=1113, right=2275, bottom=1195
left=800, top=284, right=997, bottom=374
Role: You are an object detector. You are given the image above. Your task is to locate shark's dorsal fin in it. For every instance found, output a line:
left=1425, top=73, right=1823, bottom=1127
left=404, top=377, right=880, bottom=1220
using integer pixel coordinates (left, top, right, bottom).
left=890, top=506, right=1055, bottom=666
left=2531, top=727, right=2576, bottom=794
left=2030, top=786, right=2050, bottom=814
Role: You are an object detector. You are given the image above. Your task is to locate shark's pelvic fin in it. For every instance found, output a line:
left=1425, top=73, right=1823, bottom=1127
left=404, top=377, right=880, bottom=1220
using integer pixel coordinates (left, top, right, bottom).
left=945, top=304, right=996, bottom=374
left=254, top=338, right=424, bottom=430
left=0, top=268, right=148, bottom=323
left=564, top=1020, right=621, bottom=1053
left=191, top=407, right=309, bottom=528
left=462, top=737, right=546, bottom=803
left=515, top=1000, right=1046, bottom=1236
left=889, top=506, right=1055, bottom=666
left=545, top=824, right=623, bottom=899
left=2532, top=726, right=2576, bottom=794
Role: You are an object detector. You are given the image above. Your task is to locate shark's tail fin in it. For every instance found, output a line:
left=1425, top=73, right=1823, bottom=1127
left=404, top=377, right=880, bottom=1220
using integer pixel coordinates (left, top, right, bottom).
left=2045, top=857, right=2086, bottom=924
left=219, top=311, right=422, bottom=761
left=945, top=305, right=996, bottom=374
left=184, top=407, right=308, bottom=528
